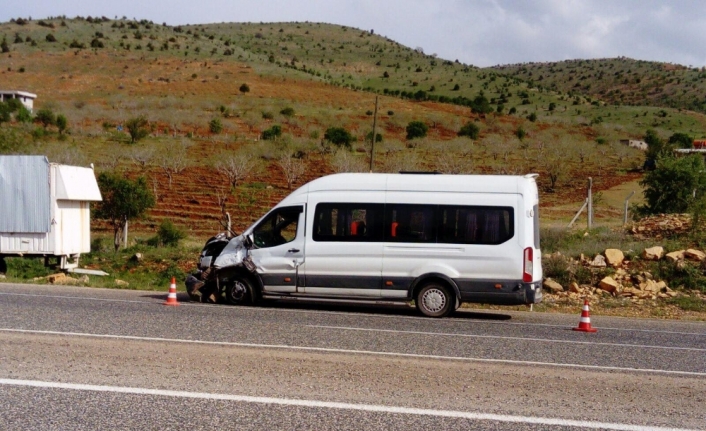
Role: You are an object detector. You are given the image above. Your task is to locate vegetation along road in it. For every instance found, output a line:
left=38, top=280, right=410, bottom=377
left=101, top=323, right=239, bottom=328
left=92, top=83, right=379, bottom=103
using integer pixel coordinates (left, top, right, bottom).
left=0, top=283, right=704, bottom=430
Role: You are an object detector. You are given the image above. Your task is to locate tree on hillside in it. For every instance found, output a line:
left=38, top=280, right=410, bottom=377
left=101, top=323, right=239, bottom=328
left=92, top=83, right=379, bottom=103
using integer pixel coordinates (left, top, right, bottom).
left=0, top=103, right=10, bottom=124
left=125, top=115, right=149, bottom=144
left=94, top=172, right=155, bottom=251
left=277, top=155, right=306, bottom=189
left=668, top=132, right=693, bottom=149
left=406, top=121, right=428, bottom=140
left=56, top=114, right=67, bottom=135
left=156, top=139, right=190, bottom=188
left=324, top=127, right=354, bottom=148
left=215, top=152, right=256, bottom=188
left=644, top=129, right=668, bottom=160
left=640, top=154, right=706, bottom=215
left=458, top=122, right=480, bottom=139
left=470, top=94, right=493, bottom=115
left=34, top=108, right=56, bottom=129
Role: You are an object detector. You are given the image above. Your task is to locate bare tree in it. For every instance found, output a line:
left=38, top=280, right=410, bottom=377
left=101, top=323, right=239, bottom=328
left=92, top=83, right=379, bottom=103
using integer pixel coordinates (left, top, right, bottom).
left=156, top=139, right=191, bottom=188
left=330, top=148, right=366, bottom=173
left=382, top=151, right=419, bottom=173
left=541, top=148, right=568, bottom=191
left=436, top=151, right=471, bottom=174
left=129, top=146, right=155, bottom=171
left=277, top=155, right=306, bottom=189
left=215, top=152, right=256, bottom=188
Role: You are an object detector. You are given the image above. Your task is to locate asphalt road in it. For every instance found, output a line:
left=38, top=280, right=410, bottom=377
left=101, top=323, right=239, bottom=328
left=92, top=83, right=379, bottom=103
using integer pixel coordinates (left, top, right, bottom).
left=0, top=282, right=704, bottom=430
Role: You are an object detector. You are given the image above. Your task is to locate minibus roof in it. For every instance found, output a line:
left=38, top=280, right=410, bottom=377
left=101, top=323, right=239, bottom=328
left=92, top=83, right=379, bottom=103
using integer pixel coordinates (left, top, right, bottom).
left=295, top=173, right=538, bottom=195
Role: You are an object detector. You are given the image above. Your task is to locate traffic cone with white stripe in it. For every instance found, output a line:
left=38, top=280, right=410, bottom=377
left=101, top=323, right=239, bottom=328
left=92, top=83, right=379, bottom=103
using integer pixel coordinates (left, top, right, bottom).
left=163, top=277, right=180, bottom=306
left=572, top=299, right=596, bottom=332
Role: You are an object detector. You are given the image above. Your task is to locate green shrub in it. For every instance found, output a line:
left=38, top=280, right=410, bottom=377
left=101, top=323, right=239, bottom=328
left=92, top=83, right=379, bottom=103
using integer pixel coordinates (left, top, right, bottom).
left=280, top=107, right=295, bottom=117
left=239, top=83, right=250, bottom=93
left=155, top=219, right=186, bottom=247
left=209, top=117, right=223, bottom=134
left=262, top=125, right=282, bottom=140
left=262, top=111, right=274, bottom=120
left=16, top=106, right=32, bottom=123
left=667, top=295, right=706, bottom=311
left=405, top=121, right=428, bottom=140
left=365, top=131, right=383, bottom=143
left=542, top=254, right=572, bottom=286
left=4, top=257, right=51, bottom=279
left=159, top=262, right=186, bottom=286
left=56, top=114, right=67, bottom=134
left=35, top=108, right=56, bottom=128
left=639, top=154, right=706, bottom=215
left=324, top=127, right=354, bottom=148
left=458, top=122, right=480, bottom=139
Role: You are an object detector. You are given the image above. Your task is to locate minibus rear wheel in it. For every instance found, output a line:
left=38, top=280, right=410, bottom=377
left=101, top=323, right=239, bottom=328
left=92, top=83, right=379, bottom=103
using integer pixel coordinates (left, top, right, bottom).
left=416, top=282, right=453, bottom=318
left=225, top=276, right=254, bottom=306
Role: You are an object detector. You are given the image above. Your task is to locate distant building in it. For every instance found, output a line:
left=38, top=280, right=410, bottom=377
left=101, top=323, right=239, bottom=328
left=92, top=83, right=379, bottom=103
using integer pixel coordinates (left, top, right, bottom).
left=620, top=139, right=648, bottom=151
left=0, top=90, right=37, bottom=112
left=693, top=139, right=706, bottom=149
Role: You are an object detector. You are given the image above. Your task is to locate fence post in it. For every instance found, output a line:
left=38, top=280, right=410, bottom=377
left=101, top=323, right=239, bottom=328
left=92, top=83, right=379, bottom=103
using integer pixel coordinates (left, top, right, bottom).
left=623, top=191, right=635, bottom=225
left=587, top=177, right=593, bottom=230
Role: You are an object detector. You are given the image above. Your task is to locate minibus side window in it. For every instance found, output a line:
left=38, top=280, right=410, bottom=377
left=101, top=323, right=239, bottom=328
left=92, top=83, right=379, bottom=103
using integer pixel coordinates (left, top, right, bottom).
left=439, top=206, right=514, bottom=245
left=252, top=207, right=301, bottom=248
left=313, top=203, right=383, bottom=242
left=386, top=204, right=436, bottom=243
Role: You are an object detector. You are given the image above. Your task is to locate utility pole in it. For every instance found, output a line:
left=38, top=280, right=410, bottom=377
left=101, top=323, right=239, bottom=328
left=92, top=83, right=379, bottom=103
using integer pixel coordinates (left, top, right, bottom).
left=369, top=96, right=379, bottom=173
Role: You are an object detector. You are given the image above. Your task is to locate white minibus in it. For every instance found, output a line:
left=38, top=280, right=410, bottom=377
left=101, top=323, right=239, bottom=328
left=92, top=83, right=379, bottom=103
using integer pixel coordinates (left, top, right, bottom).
left=187, top=173, right=543, bottom=317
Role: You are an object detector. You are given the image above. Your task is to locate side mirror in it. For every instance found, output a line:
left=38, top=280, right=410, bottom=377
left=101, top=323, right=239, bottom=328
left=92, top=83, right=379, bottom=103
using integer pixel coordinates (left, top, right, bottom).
left=245, top=233, right=254, bottom=247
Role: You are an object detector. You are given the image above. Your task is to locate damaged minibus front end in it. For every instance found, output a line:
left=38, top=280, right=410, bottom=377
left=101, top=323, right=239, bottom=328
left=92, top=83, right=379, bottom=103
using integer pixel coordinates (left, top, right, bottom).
left=185, top=232, right=259, bottom=304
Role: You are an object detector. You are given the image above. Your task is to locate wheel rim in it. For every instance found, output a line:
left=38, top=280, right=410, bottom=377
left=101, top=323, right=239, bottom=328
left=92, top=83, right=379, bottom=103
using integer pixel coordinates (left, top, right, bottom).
left=229, top=280, right=247, bottom=302
left=421, top=288, right=447, bottom=313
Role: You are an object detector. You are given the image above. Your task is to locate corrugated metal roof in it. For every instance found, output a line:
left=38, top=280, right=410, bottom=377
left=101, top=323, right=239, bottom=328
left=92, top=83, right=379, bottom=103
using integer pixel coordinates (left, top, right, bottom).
left=55, top=165, right=102, bottom=201
left=0, top=155, right=51, bottom=233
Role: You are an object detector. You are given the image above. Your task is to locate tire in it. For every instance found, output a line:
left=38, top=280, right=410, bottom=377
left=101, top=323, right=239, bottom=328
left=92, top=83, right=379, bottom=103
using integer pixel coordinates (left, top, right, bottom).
left=224, top=276, right=254, bottom=306
left=416, top=282, right=453, bottom=318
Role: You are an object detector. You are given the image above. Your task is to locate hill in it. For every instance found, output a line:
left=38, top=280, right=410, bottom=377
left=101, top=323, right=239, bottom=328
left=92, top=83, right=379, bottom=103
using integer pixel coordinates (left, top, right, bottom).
left=491, top=58, right=706, bottom=114
left=1, top=17, right=706, bottom=237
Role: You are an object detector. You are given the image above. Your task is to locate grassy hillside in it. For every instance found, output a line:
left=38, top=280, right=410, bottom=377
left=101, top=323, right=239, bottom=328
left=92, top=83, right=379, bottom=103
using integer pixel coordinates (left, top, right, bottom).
left=492, top=58, right=706, bottom=115
left=1, top=16, right=706, bottom=238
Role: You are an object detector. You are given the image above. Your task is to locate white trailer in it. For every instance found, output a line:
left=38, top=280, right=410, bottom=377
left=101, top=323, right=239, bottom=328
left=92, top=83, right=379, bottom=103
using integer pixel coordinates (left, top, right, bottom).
left=0, top=155, right=102, bottom=270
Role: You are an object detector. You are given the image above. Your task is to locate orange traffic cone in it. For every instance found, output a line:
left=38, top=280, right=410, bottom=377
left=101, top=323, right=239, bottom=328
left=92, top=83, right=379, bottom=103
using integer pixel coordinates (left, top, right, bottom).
left=572, top=299, right=597, bottom=332
left=163, top=277, right=180, bottom=306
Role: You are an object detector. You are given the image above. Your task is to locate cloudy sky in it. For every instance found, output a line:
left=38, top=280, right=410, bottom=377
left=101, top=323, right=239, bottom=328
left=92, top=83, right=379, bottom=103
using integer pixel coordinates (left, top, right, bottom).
left=2, top=0, right=705, bottom=68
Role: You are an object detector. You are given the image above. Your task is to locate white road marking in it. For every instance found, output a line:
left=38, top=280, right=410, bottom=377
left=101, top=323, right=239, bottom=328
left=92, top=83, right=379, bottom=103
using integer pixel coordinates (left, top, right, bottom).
left=0, top=378, right=697, bottom=431
left=306, top=325, right=706, bottom=352
left=2, top=289, right=705, bottom=337
left=1, top=328, right=705, bottom=377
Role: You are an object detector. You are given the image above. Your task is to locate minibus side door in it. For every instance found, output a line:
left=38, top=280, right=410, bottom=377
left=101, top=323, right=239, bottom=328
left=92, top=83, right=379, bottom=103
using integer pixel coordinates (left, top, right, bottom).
left=248, top=205, right=305, bottom=293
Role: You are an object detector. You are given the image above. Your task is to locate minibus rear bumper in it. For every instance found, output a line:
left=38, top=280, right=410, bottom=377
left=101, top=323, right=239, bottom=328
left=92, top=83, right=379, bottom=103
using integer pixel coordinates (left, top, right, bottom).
left=457, top=280, right=542, bottom=305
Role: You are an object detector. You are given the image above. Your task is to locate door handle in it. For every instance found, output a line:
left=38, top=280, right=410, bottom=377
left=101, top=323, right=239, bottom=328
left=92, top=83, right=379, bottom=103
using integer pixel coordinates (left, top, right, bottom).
left=287, top=248, right=300, bottom=253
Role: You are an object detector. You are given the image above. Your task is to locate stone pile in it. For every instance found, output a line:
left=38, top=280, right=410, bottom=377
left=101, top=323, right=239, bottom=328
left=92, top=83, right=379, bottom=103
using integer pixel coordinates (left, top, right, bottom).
left=543, top=244, right=706, bottom=303
left=629, top=214, right=692, bottom=240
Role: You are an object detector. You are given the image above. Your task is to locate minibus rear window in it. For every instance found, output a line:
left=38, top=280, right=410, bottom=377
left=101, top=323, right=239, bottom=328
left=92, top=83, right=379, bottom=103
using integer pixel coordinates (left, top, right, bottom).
left=439, top=206, right=514, bottom=245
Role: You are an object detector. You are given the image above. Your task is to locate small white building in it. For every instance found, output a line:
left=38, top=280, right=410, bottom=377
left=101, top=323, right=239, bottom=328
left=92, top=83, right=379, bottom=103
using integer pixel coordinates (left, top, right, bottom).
left=620, top=139, right=648, bottom=151
left=0, top=156, right=102, bottom=270
left=0, top=90, right=37, bottom=112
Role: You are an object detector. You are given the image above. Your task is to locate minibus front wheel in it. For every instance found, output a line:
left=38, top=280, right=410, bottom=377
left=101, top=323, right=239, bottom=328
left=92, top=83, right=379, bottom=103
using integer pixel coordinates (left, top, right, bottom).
left=224, top=276, right=255, bottom=306
left=416, top=282, right=453, bottom=318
